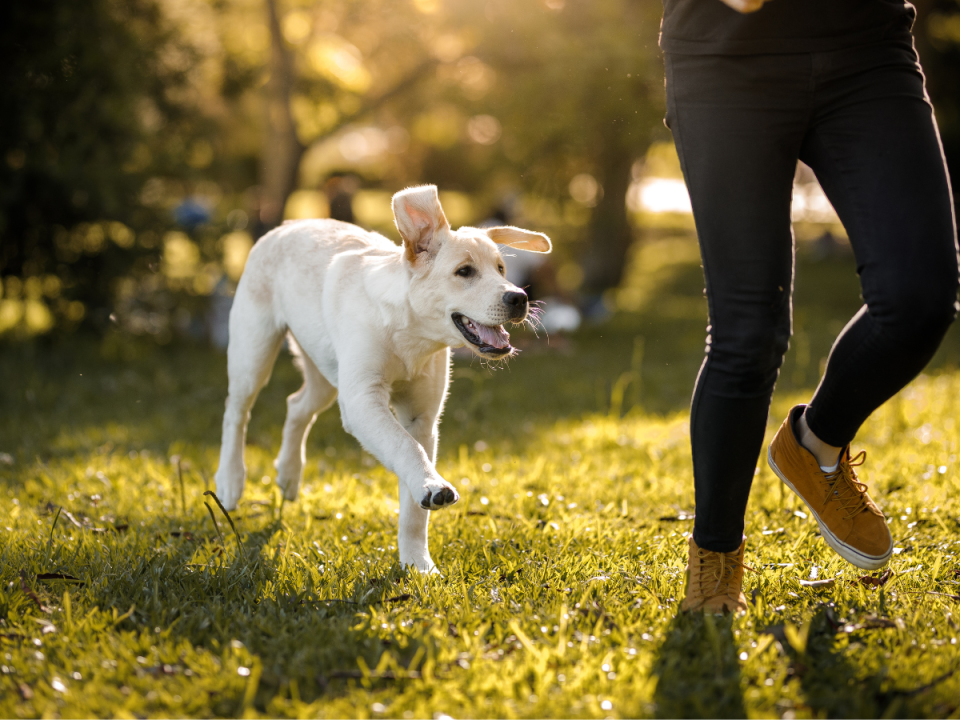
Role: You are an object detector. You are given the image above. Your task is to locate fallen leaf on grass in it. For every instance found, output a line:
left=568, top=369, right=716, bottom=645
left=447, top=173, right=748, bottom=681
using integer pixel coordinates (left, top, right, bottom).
left=317, top=593, right=413, bottom=607
left=841, top=615, right=901, bottom=633
left=43, top=503, right=122, bottom=533
left=498, top=567, right=523, bottom=583
left=35, top=572, right=83, bottom=585
left=377, top=594, right=414, bottom=605
left=799, top=578, right=836, bottom=588
left=857, top=569, right=892, bottom=587
left=19, top=571, right=50, bottom=613
left=60, top=508, right=86, bottom=529
left=658, top=513, right=695, bottom=522
left=468, top=511, right=513, bottom=521
left=166, top=531, right=196, bottom=541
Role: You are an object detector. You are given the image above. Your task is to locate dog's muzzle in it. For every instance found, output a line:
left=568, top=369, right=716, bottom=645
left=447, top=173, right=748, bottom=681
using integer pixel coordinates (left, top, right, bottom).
left=452, top=313, right=512, bottom=356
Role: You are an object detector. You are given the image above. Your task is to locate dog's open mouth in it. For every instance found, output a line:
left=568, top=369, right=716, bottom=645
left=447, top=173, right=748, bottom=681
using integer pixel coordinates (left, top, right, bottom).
left=452, top=313, right=512, bottom=356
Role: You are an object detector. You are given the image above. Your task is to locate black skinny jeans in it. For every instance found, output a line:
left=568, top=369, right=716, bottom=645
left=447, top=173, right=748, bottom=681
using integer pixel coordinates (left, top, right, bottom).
left=665, top=36, right=960, bottom=553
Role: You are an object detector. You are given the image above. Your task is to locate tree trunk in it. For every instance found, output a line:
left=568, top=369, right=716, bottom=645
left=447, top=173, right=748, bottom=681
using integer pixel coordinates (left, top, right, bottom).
left=259, top=0, right=304, bottom=233
left=580, top=145, right=637, bottom=294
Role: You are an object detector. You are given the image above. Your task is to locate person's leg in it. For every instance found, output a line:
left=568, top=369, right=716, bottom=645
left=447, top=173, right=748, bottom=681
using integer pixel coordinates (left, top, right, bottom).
left=665, top=52, right=810, bottom=555
left=799, top=39, right=960, bottom=447
left=767, top=38, right=958, bottom=571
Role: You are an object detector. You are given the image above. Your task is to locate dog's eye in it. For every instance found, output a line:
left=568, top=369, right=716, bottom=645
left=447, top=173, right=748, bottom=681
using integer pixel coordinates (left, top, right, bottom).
left=455, top=266, right=475, bottom=278
left=498, top=265, right=505, bottom=276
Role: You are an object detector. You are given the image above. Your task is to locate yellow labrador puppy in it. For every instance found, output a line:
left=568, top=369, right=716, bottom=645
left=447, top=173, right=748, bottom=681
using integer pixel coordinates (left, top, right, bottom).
left=214, top=185, right=550, bottom=571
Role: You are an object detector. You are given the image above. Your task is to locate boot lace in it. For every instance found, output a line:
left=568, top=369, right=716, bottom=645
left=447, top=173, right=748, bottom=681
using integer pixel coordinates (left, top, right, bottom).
left=822, top=450, right=870, bottom=518
left=695, top=547, right=754, bottom=600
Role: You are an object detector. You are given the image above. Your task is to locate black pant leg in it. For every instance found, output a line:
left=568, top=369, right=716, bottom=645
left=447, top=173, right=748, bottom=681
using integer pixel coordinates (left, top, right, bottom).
left=799, top=41, right=960, bottom=446
left=665, top=52, right=809, bottom=552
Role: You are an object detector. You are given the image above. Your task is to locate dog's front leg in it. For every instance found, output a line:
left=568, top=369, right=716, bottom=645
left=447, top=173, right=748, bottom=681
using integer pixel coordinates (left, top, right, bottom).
left=338, top=384, right=459, bottom=509
left=338, top=374, right=457, bottom=571
left=391, top=353, right=450, bottom=572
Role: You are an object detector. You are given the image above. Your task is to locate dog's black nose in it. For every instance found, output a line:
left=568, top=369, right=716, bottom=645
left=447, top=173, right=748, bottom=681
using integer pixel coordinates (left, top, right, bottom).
left=503, top=290, right=528, bottom=320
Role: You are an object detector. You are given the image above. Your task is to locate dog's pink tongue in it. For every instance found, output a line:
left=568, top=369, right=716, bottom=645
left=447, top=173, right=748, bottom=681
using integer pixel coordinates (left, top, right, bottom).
left=476, top=323, right=510, bottom=349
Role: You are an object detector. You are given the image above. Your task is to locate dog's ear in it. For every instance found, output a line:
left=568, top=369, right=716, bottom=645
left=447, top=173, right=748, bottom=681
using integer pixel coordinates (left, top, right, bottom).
left=392, top=185, right=450, bottom=263
left=485, top=226, right=552, bottom=253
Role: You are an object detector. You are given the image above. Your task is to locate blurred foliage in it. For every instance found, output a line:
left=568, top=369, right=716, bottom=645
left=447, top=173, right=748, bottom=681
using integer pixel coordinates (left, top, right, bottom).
left=0, top=0, right=215, bottom=335
left=2, top=0, right=959, bottom=341
left=0, top=0, right=668, bottom=340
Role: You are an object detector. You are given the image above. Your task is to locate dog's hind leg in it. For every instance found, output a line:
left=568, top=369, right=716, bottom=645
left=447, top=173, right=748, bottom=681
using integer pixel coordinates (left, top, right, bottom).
left=214, top=295, right=284, bottom=511
left=274, top=337, right=337, bottom=501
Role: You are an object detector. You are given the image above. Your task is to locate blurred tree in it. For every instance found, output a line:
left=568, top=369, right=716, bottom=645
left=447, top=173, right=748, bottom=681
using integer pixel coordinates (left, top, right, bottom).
left=431, top=0, right=666, bottom=294
left=0, top=0, right=208, bottom=331
left=914, top=0, right=960, bottom=199
left=478, top=0, right=663, bottom=293
left=250, top=0, right=442, bottom=230
left=247, top=0, right=666, bottom=296
left=13, top=0, right=951, bottom=342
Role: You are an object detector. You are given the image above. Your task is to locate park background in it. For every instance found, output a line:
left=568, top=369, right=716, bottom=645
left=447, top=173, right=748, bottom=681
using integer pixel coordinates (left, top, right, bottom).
left=3, top=0, right=960, bottom=717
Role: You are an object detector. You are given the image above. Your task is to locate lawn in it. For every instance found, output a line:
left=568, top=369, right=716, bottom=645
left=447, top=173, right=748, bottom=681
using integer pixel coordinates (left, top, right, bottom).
left=1, top=229, right=960, bottom=718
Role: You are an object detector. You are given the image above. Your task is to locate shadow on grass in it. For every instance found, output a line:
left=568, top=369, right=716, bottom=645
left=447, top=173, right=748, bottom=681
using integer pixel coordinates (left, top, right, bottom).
left=18, top=503, right=418, bottom=713
left=651, top=610, right=746, bottom=718
left=789, top=608, right=883, bottom=717
left=785, top=607, right=943, bottom=718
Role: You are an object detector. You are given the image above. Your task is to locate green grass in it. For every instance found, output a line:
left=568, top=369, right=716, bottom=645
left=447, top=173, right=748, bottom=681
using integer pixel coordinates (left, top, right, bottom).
left=2, top=233, right=960, bottom=718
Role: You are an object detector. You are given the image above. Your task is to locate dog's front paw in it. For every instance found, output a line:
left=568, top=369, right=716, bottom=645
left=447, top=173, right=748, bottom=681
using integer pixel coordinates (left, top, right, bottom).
left=215, top=479, right=244, bottom=512
left=419, top=482, right=459, bottom=510
left=400, top=557, right=441, bottom=574
left=274, top=472, right=300, bottom=502
left=214, top=466, right=246, bottom=512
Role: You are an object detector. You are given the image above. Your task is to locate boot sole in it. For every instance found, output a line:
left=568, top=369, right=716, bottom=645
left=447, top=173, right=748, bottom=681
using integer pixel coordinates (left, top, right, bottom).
left=767, top=447, right=892, bottom=571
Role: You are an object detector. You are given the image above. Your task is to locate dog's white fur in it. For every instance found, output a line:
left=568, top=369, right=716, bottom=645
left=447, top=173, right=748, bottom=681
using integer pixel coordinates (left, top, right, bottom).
left=214, top=185, right=550, bottom=571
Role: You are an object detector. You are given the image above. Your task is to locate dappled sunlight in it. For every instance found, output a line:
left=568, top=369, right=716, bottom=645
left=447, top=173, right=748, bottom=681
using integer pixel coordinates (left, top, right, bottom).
left=628, top=177, right=692, bottom=215
left=3, top=350, right=960, bottom=716
left=306, top=35, right=371, bottom=93
left=4, top=0, right=960, bottom=714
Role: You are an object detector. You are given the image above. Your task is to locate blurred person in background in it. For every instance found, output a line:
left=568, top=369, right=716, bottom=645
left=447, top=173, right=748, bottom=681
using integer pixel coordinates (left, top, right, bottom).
left=324, top=173, right=359, bottom=225
left=661, top=0, right=960, bottom=613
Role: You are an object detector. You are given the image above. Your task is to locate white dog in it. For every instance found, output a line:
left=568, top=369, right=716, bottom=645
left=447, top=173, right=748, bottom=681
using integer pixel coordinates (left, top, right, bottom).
left=214, top=185, right=551, bottom=571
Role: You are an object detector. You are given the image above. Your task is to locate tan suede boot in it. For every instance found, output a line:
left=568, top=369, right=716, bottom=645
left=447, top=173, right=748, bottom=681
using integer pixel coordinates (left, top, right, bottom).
left=681, top=535, right=750, bottom=614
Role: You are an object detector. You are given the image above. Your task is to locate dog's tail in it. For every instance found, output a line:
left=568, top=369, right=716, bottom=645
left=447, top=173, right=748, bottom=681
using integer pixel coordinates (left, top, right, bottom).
left=287, top=331, right=306, bottom=375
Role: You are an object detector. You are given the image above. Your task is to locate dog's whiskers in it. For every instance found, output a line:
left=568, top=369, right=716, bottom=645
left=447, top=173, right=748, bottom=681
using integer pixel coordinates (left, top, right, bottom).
left=523, top=301, right=548, bottom=340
